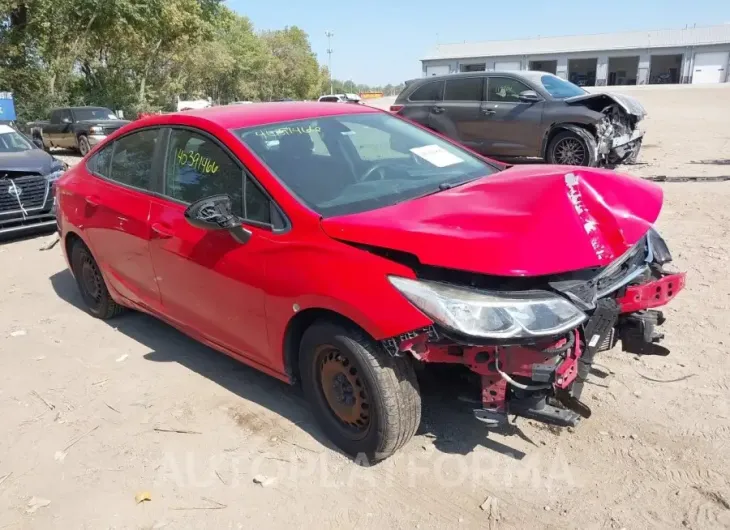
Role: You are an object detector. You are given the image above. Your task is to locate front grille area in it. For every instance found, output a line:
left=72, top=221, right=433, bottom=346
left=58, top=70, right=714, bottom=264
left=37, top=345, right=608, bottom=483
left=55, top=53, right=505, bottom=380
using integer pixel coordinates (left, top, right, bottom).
left=0, top=175, right=49, bottom=213
left=102, top=126, right=121, bottom=135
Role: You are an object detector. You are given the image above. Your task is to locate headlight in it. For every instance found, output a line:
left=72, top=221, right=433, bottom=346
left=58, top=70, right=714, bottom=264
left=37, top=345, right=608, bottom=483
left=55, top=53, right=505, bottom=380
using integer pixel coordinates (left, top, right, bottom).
left=89, top=126, right=103, bottom=134
left=46, top=169, right=65, bottom=182
left=388, top=276, right=587, bottom=339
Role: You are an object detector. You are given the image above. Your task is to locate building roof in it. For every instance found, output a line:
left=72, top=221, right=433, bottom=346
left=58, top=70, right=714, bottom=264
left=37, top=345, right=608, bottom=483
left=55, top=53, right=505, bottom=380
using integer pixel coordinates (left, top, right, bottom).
left=423, top=24, right=730, bottom=61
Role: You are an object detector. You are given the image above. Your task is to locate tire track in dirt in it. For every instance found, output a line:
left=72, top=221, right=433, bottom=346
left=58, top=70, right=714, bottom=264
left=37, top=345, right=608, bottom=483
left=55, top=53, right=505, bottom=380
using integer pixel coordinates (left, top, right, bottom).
left=679, top=486, right=730, bottom=529
left=680, top=423, right=730, bottom=444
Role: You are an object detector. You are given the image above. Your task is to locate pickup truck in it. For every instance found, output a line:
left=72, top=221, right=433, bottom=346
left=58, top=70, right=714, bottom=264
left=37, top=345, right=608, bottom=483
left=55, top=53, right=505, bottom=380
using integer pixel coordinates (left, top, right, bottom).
left=28, top=106, right=130, bottom=156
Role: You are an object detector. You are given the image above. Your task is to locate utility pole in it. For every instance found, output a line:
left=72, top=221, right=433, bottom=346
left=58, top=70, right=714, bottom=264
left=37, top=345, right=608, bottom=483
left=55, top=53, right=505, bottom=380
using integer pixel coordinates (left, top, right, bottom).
left=325, top=31, right=334, bottom=95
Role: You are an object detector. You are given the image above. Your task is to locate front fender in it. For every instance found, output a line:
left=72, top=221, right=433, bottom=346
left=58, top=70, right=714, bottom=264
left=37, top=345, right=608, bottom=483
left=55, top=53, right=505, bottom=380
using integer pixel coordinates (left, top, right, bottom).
left=263, top=238, right=433, bottom=373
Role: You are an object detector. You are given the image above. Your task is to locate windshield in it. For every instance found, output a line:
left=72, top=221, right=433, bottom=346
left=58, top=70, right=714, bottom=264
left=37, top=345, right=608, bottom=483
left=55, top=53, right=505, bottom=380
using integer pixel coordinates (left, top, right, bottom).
left=0, top=125, right=35, bottom=152
left=540, top=74, right=587, bottom=99
left=74, top=108, right=119, bottom=121
left=235, top=113, right=498, bottom=217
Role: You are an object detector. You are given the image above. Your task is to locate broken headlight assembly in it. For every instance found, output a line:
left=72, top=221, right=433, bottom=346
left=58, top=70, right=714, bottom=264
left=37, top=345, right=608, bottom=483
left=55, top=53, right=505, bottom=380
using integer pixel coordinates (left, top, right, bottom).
left=388, top=276, right=587, bottom=340
left=46, top=159, right=68, bottom=183
left=594, top=227, right=672, bottom=298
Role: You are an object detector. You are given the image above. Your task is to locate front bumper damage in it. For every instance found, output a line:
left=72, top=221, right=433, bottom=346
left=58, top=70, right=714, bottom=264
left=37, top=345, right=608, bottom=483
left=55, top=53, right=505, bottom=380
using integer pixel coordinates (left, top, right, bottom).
left=381, top=231, right=686, bottom=428
left=568, top=91, right=647, bottom=166
left=597, top=120, right=644, bottom=166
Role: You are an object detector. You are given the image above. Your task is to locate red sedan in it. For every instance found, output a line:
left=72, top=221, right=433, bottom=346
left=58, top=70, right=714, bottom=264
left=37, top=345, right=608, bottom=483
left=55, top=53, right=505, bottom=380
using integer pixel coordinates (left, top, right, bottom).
left=55, top=102, right=685, bottom=462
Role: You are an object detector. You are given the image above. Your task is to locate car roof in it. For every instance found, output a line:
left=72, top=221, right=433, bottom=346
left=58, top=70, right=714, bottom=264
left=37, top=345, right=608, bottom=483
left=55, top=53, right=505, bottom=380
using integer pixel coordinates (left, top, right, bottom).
left=164, top=101, right=381, bottom=129
left=406, top=70, right=552, bottom=84
left=52, top=106, right=111, bottom=111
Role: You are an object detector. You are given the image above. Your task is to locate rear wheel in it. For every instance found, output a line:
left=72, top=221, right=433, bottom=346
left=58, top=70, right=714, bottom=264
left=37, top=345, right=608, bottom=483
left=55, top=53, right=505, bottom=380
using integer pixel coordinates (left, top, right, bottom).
left=70, top=241, right=126, bottom=319
left=299, top=321, right=421, bottom=463
left=547, top=130, right=597, bottom=167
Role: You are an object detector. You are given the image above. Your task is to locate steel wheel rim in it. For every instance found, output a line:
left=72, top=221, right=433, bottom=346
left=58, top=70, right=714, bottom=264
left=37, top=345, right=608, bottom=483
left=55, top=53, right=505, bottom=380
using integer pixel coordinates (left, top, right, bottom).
left=80, top=255, right=103, bottom=304
left=80, top=138, right=89, bottom=156
left=316, top=346, right=371, bottom=437
left=554, top=138, right=586, bottom=165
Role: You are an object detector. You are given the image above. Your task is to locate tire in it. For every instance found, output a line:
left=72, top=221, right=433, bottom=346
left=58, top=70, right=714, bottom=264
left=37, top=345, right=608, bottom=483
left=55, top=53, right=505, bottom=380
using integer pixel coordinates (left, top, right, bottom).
left=547, top=129, right=597, bottom=167
left=299, top=320, right=421, bottom=463
left=70, top=240, right=126, bottom=319
left=78, top=135, right=91, bottom=156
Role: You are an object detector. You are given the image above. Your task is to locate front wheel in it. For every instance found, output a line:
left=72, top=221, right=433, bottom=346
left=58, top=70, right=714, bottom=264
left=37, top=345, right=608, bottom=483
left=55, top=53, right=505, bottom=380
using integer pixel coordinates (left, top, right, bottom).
left=78, top=135, right=91, bottom=156
left=547, top=130, right=597, bottom=167
left=299, top=321, right=421, bottom=463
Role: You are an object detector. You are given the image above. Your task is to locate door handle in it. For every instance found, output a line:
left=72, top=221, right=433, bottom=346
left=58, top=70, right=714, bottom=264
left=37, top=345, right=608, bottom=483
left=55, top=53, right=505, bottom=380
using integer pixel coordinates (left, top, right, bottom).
left=432, top=106, right=445, bottom=114
left=151, top=223, right=174, bottom=239
left=85, top=196, right=100, bottom=207
left=481, top=109, right=496, bottom=115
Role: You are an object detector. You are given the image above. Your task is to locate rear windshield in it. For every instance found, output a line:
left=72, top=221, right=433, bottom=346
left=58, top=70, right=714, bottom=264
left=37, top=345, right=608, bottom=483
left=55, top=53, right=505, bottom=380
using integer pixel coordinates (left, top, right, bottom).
left=539, top=74, right=587, bottom=99
left=234, top=113, right=497, bottom=217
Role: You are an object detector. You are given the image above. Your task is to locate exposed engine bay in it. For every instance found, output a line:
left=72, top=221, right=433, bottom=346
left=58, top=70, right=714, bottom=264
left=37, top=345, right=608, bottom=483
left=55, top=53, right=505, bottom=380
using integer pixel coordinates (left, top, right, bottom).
left=380, top=228, right=685, bottom=428
left=566, top=92, right=647, bottom=167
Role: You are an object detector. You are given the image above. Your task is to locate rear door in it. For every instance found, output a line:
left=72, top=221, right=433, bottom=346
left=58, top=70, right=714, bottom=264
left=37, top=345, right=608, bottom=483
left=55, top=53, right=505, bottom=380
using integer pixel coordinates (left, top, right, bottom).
left=398, top=79, right=444, bottom=128
left=480, top=76, right=545, bottom=157
left=428, top=75, right=486, bottom=151
left=82, top=127, right=163, bottom=309
left=147, top=127, right=278, bottom=363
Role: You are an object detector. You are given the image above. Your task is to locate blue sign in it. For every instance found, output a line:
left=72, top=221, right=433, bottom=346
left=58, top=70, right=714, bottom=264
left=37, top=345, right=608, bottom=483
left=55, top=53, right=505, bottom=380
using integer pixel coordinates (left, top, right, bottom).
left=0, top=92, right=17, bottom=121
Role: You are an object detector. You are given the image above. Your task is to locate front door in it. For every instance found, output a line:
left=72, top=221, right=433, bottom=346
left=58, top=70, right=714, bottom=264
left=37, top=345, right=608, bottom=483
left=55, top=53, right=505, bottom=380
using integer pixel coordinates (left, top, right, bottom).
left=480, top=76, right=545, bottom=158
left=58, top=109, right=75, bottom=149
left=147, top=128, right=274, bottom=363
left=428, top=75, right=486, bottom=152
left=81, top=127, right=163, bottom=308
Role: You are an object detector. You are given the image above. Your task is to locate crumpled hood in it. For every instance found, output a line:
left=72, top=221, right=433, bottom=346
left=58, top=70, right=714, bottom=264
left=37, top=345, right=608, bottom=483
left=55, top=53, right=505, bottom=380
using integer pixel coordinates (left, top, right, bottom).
left=320, top=165, right=663, bottom=277
left=564, top=92, right=646, bottom=119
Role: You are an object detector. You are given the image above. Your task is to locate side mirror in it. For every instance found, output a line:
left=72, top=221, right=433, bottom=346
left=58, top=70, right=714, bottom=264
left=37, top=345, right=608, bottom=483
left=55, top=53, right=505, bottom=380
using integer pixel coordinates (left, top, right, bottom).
left=32, top=137, right=44, bottom=149
left=184, top=194, right=252, bottom=244
left=518, top=90, right=541, bottom=103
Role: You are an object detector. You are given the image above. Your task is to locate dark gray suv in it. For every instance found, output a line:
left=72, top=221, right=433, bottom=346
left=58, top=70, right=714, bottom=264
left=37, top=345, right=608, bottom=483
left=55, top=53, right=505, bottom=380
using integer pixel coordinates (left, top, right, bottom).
left=391, top=71, right=646, bottom=167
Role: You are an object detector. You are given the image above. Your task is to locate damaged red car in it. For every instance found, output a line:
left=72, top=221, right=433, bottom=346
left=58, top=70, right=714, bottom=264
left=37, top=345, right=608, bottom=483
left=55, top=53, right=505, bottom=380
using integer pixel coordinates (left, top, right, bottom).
left=55, top=102, right=686, bottom=462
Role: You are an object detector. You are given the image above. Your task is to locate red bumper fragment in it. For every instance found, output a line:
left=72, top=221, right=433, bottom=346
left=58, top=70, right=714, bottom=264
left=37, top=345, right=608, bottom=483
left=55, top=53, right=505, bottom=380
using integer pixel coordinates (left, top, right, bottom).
left=617, top=272, right=686, bottom=313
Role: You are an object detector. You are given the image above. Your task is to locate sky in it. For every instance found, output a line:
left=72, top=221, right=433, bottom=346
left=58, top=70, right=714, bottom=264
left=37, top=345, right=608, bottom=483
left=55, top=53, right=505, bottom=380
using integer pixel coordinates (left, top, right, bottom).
left=228, top=0, right=730, bottom=86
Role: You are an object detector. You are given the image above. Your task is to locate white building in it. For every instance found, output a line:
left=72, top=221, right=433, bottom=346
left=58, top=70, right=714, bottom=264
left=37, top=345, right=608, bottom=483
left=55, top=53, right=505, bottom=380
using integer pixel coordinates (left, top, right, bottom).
left=421, top=24, right=730, bottom=85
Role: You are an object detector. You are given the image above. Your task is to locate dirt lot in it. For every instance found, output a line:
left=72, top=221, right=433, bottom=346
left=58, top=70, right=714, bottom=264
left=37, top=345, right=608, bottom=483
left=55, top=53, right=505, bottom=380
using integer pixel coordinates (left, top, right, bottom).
left=2, top=85, right=730, bottom=529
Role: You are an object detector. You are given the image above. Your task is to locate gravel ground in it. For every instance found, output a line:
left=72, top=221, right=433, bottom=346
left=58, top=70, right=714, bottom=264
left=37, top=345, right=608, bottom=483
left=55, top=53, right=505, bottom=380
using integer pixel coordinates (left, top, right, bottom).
left=1, top=85, right=729, bottom=529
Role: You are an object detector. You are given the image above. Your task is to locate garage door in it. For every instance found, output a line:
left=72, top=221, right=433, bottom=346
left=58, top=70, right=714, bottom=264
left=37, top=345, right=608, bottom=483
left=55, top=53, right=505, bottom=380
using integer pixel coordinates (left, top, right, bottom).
left=425, top=65, right=450, bottom=77
left=495, top=61, right=521, bottom=71
left=692, top=52, right=729, bottom=84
